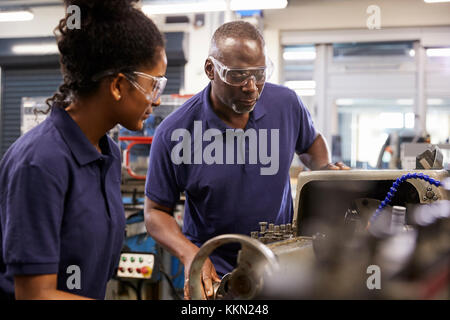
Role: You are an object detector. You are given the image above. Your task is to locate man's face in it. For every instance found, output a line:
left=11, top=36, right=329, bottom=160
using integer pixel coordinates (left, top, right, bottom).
left=208, top=37, right=266, bottom=114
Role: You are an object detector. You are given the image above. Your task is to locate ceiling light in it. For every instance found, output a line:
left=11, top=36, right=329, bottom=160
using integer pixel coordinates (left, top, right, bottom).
left=0, top=10, right=34, bottom=22
left=424, top=0, right=450, bottom=3
left=426, top=48, right=450, bottom=57
left=12, top=44, right=58, bottom=55
left=283, top=51, right=316, bottom=61
left=295, top=89, right=315, bottom=96
left=232, top=0, right=288, bottom=11
left=396, top=99, right=414, bottom=105
left=336, top=99, right=355, bottom=106
left=285, top=80, right=316, bottom=89
left=427, top=98, right=444, bottom=105
left=142, top=0, right=287, bottom=15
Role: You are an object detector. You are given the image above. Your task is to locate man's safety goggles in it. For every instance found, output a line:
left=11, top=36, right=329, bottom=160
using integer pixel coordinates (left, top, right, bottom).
left=209, top=56, right=273, bottom=87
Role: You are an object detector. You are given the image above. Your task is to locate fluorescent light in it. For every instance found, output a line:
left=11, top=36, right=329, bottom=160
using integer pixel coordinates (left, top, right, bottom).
left=285, top=80, right=316, bottom=89
left=0, top=10, right=34, bottom=22
left=143, top=1, right=224, bottom=14
left=283, top=51, right=316, bottom=61
left=336, top=99, right=354, bottom=106
left=426, top=48, right=450, bottom=57
left=142, top=0, right=287, bottom=15
left=295, top=89, right=315, bottom=96
left=424, top=0, right=450, bottom=3
left=427, top=98, right=444, bottom=105
left=396, top=99, right=413, bottom=105
left=232, top=0, right=288, bottom=10
left=12, top=44, right=58, bottom=55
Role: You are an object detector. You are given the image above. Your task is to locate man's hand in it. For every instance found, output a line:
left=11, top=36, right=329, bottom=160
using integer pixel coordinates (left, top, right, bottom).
left=319, top=161, right=350, bottom=170
left=184, top=256, right=221, bottom=300
left=300, top=134, right=351, bottom=171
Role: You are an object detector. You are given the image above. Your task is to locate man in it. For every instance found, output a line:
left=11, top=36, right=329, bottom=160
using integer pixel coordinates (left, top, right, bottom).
left=144, top=21, right=349, bottom=300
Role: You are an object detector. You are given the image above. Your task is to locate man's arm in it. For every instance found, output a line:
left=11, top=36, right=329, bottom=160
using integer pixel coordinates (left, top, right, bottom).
left=14, top=274, right=92, bottom=300
left=144, top=197, right=220, bottom=299
left=299, top=133, right=350, bottom=170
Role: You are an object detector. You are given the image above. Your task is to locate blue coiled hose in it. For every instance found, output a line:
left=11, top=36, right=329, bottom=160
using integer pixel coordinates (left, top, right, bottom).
left=368, top=172, right=442, bottom=227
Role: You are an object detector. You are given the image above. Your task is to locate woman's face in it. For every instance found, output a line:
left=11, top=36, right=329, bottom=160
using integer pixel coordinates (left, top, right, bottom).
left=119, top=47, right=167, bottom=131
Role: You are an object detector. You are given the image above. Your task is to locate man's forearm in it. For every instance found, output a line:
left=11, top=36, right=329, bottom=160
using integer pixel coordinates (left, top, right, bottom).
left=299, top=133, right=332, bottom=170
left=144, top=208, right=199, bottom=265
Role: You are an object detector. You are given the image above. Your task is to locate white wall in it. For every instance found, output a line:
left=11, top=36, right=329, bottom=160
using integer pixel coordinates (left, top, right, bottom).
left=147, top=12, right=226, bottom=94
left=1, top=0, right=449, bottom=94
left=262, top=0, right=450, bottom=86
left=0, top=6, right=64, bottom=38
left=265, top=0, right=450, bottom=31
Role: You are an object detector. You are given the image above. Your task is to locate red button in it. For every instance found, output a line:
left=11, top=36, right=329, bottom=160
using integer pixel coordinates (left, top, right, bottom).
left=141, top=267, right=149, bottom=274
left=128, top=268, right=133, bottom=273
left=136, top=268, right=141, bottom=274
left=119, top=267, right=124, bottom=272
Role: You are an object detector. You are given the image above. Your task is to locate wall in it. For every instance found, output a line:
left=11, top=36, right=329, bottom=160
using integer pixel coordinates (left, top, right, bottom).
left=263, top=0, right=450, bottom=86
left=1, top=0, right=449, bottom=93
left=0, top=6, right=64, bottom=38
left=264, top=0, right=450, bottom=31
left=153, top=12, right=224, bottom=95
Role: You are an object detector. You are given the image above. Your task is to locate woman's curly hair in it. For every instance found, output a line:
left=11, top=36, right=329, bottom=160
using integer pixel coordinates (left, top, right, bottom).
left=46, top=0, right=164, bottom=109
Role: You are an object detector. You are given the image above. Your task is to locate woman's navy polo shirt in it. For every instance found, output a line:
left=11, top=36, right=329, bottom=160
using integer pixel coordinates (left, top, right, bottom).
left=0, top=106, right=125, bottom=299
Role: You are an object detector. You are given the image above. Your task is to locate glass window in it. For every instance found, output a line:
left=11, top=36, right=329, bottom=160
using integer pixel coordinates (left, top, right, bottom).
left=426, top=98, right=450, bottom=144
left=333, top=41, right=415, bottom=60
left=282, top=45, right=316, bottom=108
left=337, top=98, right=415, bottom=169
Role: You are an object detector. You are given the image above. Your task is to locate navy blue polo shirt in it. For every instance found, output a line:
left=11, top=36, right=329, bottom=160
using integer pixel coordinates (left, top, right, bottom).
left=145, top=82, right=317, bottom=276
left=0, top=106, right=125, bottom=299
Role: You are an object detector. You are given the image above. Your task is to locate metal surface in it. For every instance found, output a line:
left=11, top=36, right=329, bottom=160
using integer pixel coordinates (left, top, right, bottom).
left=190, top=170, right=450, bottom=300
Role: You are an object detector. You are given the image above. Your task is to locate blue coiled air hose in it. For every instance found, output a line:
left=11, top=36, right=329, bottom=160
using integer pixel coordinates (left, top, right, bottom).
left=367, top=172, right=442, bottom=228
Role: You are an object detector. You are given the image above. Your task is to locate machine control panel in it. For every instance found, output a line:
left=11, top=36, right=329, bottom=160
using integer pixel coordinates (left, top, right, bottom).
left=117, top=253, right=155, bottom=279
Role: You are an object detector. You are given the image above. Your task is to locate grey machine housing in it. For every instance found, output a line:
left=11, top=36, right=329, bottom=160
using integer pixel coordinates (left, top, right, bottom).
left=189, top=169, right=449, bottom=300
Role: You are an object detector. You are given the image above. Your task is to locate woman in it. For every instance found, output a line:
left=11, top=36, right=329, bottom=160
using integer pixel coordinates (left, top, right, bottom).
left=0, top=0, right=167, bottom=299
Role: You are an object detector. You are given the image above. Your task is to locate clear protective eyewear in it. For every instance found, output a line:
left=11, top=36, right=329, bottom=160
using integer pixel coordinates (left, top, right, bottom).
left=124, top=71, right=167, bottom=104
left=209, top=56, right=273, bottom=87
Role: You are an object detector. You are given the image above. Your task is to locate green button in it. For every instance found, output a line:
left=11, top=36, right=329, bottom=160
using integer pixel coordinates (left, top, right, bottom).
left=139, top=257, right=144, bottom=263
left=122, top=256, right=127, bottom=262
left=130, top=257, right=135, bottom=263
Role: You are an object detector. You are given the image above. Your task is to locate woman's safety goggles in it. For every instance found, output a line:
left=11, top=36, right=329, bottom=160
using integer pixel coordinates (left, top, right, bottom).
left=124, top=71, right=167, bottom=104
left=92, top=70, right=167, bottom=104
left=209, top=56, right=273, bottom=87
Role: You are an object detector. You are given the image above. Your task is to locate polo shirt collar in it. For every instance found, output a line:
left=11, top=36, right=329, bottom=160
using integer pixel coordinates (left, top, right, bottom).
left=50, top=106, right=116, bottom=166
left=201, top=82, right=266, bottom=133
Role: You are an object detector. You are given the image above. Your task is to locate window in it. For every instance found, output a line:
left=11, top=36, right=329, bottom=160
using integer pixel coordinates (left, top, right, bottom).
left=282, top=45, right=316, bottom=110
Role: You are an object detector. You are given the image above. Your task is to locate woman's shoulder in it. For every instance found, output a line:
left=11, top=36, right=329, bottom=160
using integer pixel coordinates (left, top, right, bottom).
left=2, top=120, right=71, bottom=176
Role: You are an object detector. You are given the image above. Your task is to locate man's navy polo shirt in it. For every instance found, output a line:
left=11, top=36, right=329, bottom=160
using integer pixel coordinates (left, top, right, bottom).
left=0, top=106, right=125, bottom=299
left=145, top=82, right=317, bottom=276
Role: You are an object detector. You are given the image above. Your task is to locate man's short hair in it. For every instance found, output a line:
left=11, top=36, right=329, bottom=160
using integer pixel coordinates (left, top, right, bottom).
left=209, top=21, right=265, bottom=58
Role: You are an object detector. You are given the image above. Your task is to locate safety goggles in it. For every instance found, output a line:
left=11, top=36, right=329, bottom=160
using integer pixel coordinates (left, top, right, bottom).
left=92, top=70, right=167, bottom=104
left=209, top=56, right=273, bottom=86
left=124, top=71, right=167, bottom=104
